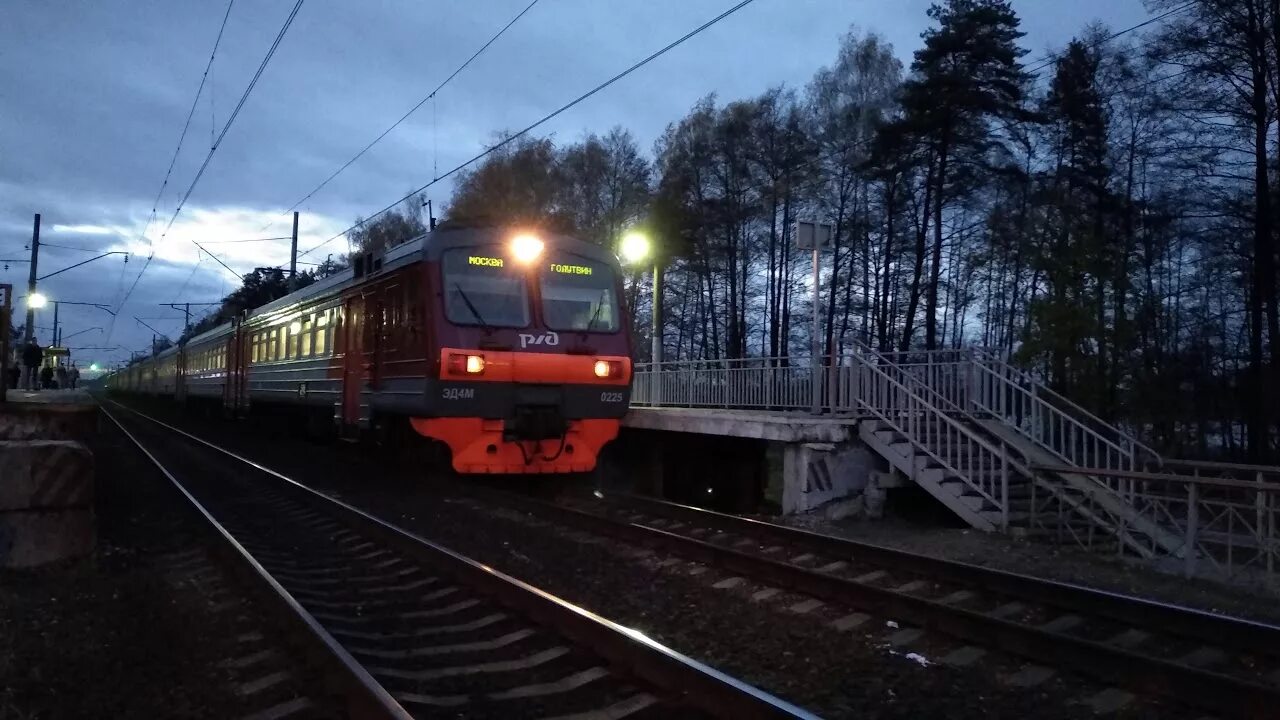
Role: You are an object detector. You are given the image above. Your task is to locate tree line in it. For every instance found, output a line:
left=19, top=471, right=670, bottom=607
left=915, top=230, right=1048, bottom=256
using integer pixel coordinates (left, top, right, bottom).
left=179, top=0, right=1280, bottom=461
left=428, top=0, right=1280, bottom=461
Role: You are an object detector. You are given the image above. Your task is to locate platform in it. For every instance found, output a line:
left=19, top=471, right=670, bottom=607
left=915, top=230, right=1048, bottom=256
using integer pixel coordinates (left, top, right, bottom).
left=622, top=406, right=856, bottom=443
left=0, top=389, right=97, bottom=441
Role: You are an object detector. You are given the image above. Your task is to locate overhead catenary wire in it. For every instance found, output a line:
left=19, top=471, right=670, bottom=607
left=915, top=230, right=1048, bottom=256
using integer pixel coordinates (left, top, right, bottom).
left=110, top=0, right=303, bottom=342
left=158, top=0, right=306, bottom=244
left=1023, top=1, right=1194, bottom=78
left=296, top=0, right=762, bottom=262
left=141, top=0, right=237, bottom=248
left=262, top=0, right=541, bottom=230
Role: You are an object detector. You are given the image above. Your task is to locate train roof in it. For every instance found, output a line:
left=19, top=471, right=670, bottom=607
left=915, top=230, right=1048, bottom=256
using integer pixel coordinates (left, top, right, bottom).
left=173, top=226, right=616, bottom=345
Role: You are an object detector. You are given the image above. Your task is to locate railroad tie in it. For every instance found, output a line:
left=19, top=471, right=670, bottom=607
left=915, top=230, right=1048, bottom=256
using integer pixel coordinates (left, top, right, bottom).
left=1038, top=614, right=1084, bottom=633
left=852, top=570, right=888, bottom=584
left=236, top=670, right=293, bottom=697
left=1004, top=665, right=1056, bottom=688
left=1104, top=628, right=1150, bottom=650
left=788, top=598, right=824, bottom=614
left=235, top=697, right=315, bottom=720
left=1177, top=646, right=1227, bottom=668
left=370, top=647, right=570, bottom=682
left=936, top=589, right=976, bottom=605
left=1083, top=688, right=1135, bottom=714
left=539, top=693, right=657, bottom=720
left=940, top=646, right=986, bottom=667
left=751, top=587, right=782, bottom=602
left=830, top=613, right=870, bottom=632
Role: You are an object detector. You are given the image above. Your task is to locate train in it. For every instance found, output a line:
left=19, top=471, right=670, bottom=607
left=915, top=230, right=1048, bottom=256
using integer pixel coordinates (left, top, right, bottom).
left=106, top=226, right=635, bottom=474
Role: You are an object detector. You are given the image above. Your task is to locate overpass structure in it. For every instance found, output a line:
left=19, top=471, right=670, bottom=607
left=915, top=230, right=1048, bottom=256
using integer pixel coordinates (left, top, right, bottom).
left=623, top=344, right=1280, bottom=586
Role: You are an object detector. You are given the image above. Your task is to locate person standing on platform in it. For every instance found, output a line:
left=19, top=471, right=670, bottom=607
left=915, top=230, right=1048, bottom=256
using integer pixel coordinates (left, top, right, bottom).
left=21, top=339, right=42, bottom=391
left=39, top=363, right=53, bottom=390
left=55, top=363, right=67, bottom=390
left=70, top=362, right=80, bottom=389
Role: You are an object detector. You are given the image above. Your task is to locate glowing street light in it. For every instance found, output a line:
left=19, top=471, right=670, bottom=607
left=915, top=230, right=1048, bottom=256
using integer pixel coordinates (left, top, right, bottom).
left=27, top=292, right=47, bottom=309
left=620, top=231, right=651, bottom=265
left=619, top=229, right=663, bottom=368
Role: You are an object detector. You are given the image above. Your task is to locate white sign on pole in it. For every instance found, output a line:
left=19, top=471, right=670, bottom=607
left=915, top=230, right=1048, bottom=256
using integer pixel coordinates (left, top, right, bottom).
left=795, top=220, right=833, bottom=250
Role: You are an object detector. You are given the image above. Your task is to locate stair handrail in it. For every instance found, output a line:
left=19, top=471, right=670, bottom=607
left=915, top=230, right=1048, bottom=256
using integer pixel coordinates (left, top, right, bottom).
left=851, top=341, right=976, bottom=419
left=968, top=349, right=1163, bottom=471
left=848, top=350, right=1040, bottom=528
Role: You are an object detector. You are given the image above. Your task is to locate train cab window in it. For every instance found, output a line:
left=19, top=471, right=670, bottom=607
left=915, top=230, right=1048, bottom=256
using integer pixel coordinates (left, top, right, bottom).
left=441, top=248, right=529, bottom=328
left=539, top=255, right=620, bottom=332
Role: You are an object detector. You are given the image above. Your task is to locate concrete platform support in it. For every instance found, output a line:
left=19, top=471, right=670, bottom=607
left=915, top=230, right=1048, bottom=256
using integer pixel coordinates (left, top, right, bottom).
left=0, top=391, right=97, bottom=568
left=780, top=442, right=885, bottom=516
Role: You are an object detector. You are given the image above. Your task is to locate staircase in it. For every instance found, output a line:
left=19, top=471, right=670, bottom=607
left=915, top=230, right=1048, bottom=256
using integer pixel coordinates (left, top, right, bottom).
left=845, top=345, right=1186, bottom=558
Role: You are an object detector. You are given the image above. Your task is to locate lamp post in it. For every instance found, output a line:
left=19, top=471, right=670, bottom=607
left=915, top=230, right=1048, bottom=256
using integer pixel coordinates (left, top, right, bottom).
left=20, top=240, right=127, bottom=345
left=620, top=231, right=660, bottom=365
left=797, top=221, right=833, bottom=414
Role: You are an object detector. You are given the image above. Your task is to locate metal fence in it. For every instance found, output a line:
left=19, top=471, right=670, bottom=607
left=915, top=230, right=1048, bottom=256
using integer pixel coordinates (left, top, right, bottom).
left=632, top=357, right=820, bottom=412
left=1031, top=463, right=1280, bottom=585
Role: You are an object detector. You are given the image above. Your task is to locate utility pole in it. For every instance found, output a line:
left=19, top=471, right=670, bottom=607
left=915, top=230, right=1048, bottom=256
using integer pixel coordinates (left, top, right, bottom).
left=51, top=301, right=59, bottom=348
left=289, top=211, right=299, bottom=288
left=23, top=213, right=40, bottom=344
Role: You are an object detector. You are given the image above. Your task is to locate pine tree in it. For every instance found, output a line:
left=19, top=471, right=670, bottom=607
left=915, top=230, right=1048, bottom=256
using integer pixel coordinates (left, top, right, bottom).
left=890, top=0, right=1029, bottom=349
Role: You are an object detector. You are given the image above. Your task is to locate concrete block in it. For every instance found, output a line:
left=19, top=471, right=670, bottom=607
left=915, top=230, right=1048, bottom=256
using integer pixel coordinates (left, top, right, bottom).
left=0, top=441, right=94, bottom=510
left=0, top=507, right=95, bottom=568
left=0, top=403, right=98, bottom=441
left=781, top=441, right=879, bottom=514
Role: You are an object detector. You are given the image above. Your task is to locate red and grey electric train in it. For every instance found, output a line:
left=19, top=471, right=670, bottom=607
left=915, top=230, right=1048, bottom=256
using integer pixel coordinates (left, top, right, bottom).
left=106, top=226, right=634, bottom=473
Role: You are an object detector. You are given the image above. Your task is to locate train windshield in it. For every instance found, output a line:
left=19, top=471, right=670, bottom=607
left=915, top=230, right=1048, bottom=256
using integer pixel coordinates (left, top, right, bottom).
left=442, top=249, right=530, bottom=328
left=539, top=254, right=619, bottom=332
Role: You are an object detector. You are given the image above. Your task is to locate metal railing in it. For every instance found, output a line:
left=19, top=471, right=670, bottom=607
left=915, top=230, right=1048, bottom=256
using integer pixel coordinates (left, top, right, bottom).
left=842, top=352, right=1022, bottom=528
left=631, top=357, right=817, bottom=411
left=1031, top=463, right=1280, bottom=585
left=969, top=350, right=1163, bottom=471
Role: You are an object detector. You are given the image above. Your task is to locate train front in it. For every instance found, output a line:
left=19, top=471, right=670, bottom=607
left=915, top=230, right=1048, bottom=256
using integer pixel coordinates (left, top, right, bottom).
left=412, top=227, right=633, bottom=474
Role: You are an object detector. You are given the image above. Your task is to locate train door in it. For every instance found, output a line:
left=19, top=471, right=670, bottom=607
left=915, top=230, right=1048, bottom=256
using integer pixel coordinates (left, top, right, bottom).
left=175, top=347, right=187, bottom=404
left=340, top=294, right=365, bottom=426
left=224, top=321, right=248, bottom=416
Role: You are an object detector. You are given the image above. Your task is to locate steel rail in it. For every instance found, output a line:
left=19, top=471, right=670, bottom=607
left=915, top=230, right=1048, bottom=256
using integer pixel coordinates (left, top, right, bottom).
left=607, top=493, right=1280, bottom=658
left=100, top=403, right=412, bottom=720
left=104, top=399, right=814, bottom=720
left=459, top=485, right=1279, bottom=718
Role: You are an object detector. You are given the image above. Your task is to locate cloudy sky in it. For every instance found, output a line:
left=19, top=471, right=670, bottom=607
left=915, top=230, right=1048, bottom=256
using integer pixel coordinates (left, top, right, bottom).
left=1, top=0, right=1151, bottom=367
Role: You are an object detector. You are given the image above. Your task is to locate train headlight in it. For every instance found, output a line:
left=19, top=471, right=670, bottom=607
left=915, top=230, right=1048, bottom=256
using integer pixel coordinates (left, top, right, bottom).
left=448, top=353, right=486, bottom=375
left=593, top=359, right=620, bottom=378
left=511, top=233, right=544, bottom=264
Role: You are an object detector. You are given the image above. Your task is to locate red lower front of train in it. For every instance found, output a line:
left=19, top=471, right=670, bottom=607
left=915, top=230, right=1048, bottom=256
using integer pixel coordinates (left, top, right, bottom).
left=411, top=347, right=632, bottom=474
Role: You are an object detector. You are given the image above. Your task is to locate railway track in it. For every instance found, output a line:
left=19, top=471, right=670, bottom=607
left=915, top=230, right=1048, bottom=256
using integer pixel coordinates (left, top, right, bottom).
left=100, top=400, right=814, bottom=720
left=452, top=484, right=1280, bottom=719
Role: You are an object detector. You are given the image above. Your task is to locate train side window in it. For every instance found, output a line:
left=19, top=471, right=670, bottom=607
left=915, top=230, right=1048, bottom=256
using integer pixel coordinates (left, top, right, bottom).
left=268, top=329, right=277, bottom=361
left=251, top=334, right=260, bottom=363
left=301, top=316, right=313, bottom=357
left=285, top=323, right=296, bottom=360
left=316, top=311, right=329, bottom=356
